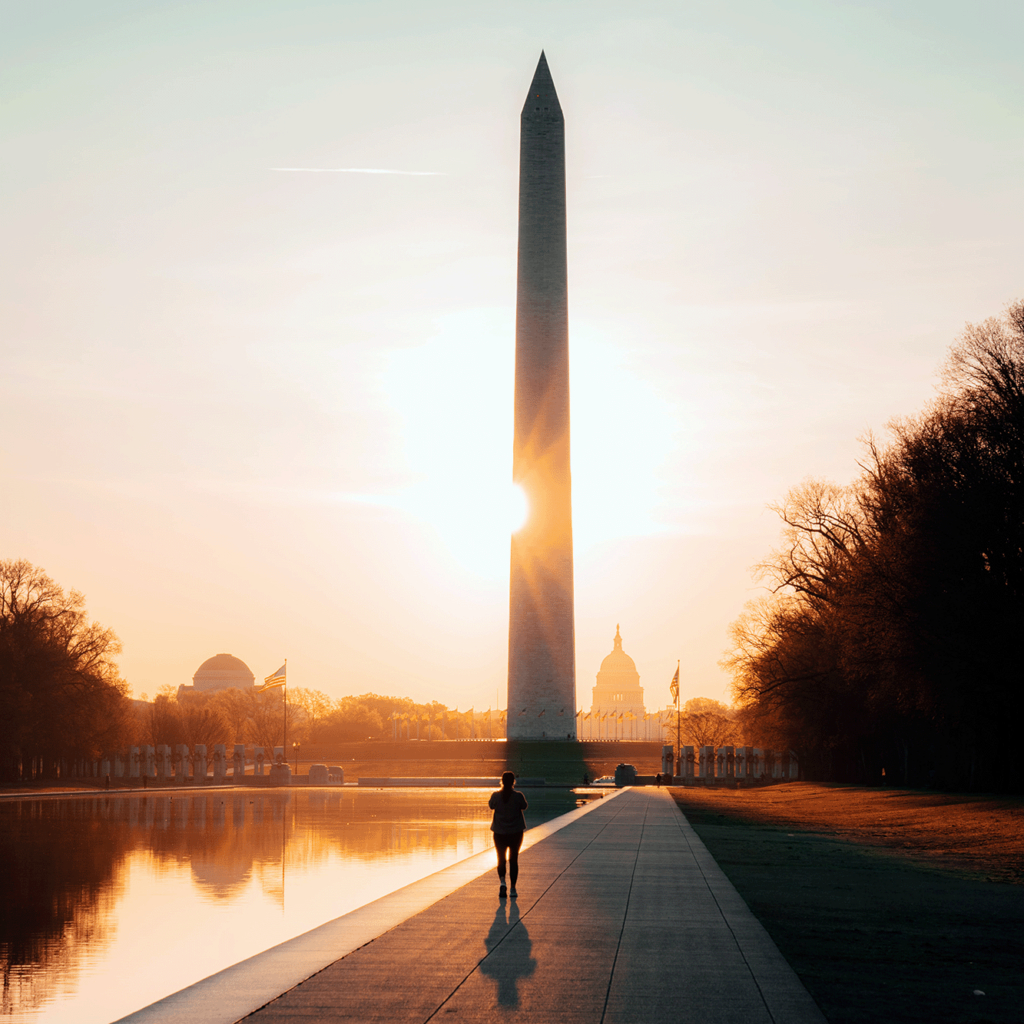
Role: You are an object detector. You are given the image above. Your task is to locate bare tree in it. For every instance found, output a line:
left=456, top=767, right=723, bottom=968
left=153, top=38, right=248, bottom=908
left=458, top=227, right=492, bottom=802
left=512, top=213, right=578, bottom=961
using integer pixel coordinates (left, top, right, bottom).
left=140, top=684, right=183, bottom=747
left=723, top=300, right=1024, bottom=789
left=676, top=697, right=738, bottom=748
left=319, top=698, right=383, bottom=743
left=0, top=560, right=128, bottom=780
left=290, top=688, right=336, bottom=743
left=209, top=687, right=252, bottom=745
left=177, top=693, right=230, bottom=749
left=244, top=688, right=285, bottom=750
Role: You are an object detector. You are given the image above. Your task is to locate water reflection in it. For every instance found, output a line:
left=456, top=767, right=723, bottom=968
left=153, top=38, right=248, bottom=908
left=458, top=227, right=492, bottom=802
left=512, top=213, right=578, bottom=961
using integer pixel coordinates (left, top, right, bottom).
left=479, top=901, right=535, bottom=1008
left=0, top=788, right=586, bottom=1023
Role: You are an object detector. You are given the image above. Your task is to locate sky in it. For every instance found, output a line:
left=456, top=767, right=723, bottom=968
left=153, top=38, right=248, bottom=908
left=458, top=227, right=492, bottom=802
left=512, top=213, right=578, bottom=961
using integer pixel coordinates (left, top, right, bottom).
left=2, top=0, right=1023, bottom=711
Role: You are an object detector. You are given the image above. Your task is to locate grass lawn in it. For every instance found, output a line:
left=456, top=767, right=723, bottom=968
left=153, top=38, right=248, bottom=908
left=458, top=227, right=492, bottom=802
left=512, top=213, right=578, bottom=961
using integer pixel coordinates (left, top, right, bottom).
left=671, top=783, right=1024, bottom=1024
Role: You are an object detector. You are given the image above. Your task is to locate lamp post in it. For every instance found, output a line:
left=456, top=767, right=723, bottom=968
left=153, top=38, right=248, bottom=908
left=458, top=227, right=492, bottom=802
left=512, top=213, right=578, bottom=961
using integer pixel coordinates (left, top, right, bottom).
left=292, top=740, right=300, bottom=775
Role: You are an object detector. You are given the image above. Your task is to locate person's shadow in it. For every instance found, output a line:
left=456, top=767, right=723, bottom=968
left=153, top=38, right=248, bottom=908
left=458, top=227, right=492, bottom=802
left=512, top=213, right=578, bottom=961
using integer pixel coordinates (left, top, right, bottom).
left=478, top=901, right=536, bottom=1008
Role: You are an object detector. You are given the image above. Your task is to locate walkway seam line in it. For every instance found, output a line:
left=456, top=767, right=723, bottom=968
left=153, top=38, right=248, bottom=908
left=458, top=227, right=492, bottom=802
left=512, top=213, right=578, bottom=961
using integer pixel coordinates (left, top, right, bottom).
left=668, top=797, right=780, bottom=1023
left=598, top=791, right=649, bottom=1024
left=421, top=794, right=636, bottom=1024
left=118, top=790, right=626, bottom=1024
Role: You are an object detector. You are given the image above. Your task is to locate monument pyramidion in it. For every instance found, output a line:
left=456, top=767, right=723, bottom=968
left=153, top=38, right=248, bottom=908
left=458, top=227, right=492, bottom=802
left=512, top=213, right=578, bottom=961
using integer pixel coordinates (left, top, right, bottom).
left=507, top=53, right=576, bottom=741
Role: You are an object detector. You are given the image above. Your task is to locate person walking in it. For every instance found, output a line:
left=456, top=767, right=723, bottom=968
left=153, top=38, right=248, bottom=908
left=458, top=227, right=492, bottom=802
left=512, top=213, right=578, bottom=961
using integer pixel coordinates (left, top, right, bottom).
left=489, top=770, right=527, bottom=899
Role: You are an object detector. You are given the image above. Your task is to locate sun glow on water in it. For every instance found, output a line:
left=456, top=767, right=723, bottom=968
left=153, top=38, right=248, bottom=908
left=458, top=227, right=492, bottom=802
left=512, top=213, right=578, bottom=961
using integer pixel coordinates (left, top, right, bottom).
left=2, top=791, right=586, bottom=1024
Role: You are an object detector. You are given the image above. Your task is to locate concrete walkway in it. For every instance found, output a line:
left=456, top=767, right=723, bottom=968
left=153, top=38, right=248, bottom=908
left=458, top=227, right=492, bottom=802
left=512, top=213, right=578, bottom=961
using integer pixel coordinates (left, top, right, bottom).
left=240, top=789, right=825, bottom=1024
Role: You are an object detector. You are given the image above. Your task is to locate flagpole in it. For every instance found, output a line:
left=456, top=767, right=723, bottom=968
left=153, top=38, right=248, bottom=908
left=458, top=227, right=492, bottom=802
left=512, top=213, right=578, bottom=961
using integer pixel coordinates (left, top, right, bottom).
left=283, top=659, right=288, bottom=764
left=675, top=659, right=680, bottom=778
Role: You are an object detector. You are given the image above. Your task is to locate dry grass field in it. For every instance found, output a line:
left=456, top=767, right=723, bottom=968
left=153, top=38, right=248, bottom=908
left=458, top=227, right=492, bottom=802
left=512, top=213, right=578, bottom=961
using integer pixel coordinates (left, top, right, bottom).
left=674, top=782, right=1024, bottom=883
left=672, top=782, right=1024, bottom=1024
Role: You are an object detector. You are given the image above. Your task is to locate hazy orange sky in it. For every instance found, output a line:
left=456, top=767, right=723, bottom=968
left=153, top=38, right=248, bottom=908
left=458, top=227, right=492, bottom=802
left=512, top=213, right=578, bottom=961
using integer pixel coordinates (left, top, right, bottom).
left=3, top=1, right=1022, bottom=711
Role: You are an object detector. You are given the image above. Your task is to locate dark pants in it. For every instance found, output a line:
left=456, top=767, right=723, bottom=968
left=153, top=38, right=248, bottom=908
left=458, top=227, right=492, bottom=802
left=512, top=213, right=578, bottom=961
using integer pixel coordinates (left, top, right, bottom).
left=493, top=831, right=524, bottom=887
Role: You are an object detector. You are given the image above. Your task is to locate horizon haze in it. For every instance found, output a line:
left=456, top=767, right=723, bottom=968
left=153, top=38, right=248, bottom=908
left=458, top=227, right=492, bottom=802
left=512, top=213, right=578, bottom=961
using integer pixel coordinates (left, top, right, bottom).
left=3, top=1, right=1023, bottom=710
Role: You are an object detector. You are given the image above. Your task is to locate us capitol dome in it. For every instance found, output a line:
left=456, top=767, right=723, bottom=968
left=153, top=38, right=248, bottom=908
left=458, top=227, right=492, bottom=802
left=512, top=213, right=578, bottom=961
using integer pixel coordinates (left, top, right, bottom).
left=590, top=625, right=646, bottom=718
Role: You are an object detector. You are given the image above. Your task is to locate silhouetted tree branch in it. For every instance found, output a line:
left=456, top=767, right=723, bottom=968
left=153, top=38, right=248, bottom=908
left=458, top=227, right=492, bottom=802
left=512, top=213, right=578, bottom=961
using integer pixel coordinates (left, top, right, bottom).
left=0, top=560, right=129, bottom=781
left=724, top=300, right=1024, bottom=790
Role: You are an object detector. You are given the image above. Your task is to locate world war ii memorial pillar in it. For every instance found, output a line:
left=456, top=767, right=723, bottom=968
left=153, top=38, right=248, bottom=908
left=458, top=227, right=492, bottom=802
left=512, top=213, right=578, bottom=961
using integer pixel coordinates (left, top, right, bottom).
left=507, top=53, right=577, bottom=741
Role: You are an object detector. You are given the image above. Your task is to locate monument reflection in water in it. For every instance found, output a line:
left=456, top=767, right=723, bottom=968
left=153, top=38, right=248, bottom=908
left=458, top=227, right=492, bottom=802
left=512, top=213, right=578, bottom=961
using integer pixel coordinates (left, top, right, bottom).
left=0, top=788, right=587, bottom=1024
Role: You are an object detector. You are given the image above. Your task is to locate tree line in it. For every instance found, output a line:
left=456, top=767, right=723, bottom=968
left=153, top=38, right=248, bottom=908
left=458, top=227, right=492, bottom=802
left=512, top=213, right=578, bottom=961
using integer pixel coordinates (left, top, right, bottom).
left=0, top=556, right=508, bottom=782
left=140, top=687, right=453, bottom=749
left=723, top=301, right=1024, bottom=791
left=662, top=697, right=741, bottom=750
left=0, top=560, right=130, bottom=782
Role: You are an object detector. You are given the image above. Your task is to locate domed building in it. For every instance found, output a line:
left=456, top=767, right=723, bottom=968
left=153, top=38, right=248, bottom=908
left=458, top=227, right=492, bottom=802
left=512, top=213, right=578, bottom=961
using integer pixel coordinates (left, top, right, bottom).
left=179, top=653, right=255, bottom=695
left=589, top=626, right=647, bottom=739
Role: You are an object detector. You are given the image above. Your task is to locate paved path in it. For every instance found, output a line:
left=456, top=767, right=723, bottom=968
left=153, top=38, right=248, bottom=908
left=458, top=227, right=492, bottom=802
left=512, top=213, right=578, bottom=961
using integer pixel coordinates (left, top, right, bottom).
left=241, top=789, right=825, bottom=1024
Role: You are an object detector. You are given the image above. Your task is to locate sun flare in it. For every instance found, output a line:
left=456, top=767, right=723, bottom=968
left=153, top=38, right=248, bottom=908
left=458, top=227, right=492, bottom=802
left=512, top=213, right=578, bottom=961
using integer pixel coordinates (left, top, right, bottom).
left=508, top=483, right=528, bottom=534
left=376, top=310, right=679, bottom=579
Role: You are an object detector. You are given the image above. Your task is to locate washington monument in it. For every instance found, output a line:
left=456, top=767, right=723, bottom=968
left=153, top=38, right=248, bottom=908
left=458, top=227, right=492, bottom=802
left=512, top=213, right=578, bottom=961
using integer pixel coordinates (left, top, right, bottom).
left=507, top=53, right=576, bottom=741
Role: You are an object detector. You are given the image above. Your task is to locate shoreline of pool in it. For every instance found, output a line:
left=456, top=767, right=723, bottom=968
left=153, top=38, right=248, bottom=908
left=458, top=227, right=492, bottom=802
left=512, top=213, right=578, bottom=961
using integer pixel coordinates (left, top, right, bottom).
left=112, top=788, right=624, bottom=1024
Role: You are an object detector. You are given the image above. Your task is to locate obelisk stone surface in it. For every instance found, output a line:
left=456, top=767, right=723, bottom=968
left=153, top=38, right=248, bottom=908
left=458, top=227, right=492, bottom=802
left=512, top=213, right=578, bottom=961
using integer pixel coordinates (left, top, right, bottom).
left=507, top=52, right=576, bottom=740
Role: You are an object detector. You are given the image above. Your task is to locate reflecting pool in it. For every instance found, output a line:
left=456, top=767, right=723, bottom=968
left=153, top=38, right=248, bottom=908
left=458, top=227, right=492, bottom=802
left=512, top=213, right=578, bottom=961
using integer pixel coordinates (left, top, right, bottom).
left=0, top=788, right=591, bottom=1024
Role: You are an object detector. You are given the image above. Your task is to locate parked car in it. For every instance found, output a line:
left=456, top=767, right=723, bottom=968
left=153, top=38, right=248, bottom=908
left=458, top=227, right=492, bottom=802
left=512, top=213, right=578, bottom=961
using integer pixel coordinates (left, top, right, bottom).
left=592, top=776, right=616, bottom=787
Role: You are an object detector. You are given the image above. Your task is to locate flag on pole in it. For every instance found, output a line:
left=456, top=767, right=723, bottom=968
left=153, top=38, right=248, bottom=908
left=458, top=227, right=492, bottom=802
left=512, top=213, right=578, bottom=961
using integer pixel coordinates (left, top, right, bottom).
left=260, top=663, right=287, bottom=691
left=670, top=663, right=680, bottom=703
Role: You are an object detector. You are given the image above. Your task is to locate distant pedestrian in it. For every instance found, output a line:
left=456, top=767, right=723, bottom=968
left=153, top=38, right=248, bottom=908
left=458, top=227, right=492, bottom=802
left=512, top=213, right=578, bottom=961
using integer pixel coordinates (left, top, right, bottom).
left=489, top=771, right=527, bottom=899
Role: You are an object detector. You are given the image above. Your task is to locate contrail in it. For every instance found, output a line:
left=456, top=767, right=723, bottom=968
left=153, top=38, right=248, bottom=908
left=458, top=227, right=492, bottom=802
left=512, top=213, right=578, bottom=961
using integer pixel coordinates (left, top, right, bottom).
left=271, top=167, right=445, bottom=175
